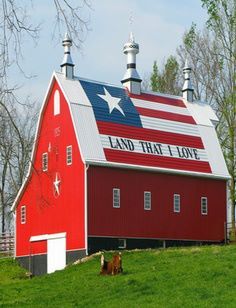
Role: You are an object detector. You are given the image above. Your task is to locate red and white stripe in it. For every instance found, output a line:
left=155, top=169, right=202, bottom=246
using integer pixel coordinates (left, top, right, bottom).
left=96, top=93, right=212, bottom=173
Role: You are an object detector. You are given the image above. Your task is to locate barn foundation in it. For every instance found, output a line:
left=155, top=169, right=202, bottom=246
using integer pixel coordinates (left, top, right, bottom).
left=88, top=236, right=223, bottom=254
left=17, top=249, right=86, bottom=276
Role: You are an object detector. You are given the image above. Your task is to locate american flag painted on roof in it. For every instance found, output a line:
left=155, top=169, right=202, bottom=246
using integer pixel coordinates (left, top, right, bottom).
left=80, top=80, right=212, bottom=174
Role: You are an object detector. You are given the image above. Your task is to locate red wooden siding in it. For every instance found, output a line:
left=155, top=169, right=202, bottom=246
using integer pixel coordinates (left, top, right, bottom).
left=16, top=80, right=85, bottom=257
left=88, top=166, right=226, bottom=242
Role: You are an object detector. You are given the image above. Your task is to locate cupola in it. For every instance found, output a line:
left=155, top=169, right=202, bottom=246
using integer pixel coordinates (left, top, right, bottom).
left=121, top=32, right=142, bottom=95
left=60, top=33, right=74, bottom=79
left=182, top=59, right=194, bottom=102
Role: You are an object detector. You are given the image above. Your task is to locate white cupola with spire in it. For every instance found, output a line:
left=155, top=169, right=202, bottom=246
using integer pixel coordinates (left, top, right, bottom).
left=60, top=33, right=75, bottom=79
left=182, top=59, right=194, bottom=102
left=121, top=32, right=142, bottom=95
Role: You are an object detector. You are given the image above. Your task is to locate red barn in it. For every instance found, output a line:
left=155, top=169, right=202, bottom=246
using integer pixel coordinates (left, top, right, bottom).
left=12, top=34, right=229, bottom=275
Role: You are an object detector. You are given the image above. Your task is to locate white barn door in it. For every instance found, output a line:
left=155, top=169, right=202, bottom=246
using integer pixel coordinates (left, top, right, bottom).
left=47, top=236, right=66, bottom=274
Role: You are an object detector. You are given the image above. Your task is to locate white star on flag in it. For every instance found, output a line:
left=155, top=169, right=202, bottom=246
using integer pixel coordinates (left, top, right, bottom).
left=53, top=173, right=61, bottom=196
left=98, top=88, right=125, bottom=116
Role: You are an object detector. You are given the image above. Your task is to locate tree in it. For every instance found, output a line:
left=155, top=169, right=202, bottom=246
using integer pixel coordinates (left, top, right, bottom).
left=177, top=0, right=236, bottom=235
left=0, top=0, right=91, bottom=232
left=53, top=0, right=91, bottom=49
left=150, top=56, right=181, bottom=95
left=150, top=61, right=159, bottom=92
left=0, top=99, right=38, bottom=232
left=0, top=0, right=91, bottom=87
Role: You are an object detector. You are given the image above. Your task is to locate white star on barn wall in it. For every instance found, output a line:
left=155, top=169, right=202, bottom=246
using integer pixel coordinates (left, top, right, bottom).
left=98, top=88, right=125, bottom=116
left=53, top=172, right=61, bottom=197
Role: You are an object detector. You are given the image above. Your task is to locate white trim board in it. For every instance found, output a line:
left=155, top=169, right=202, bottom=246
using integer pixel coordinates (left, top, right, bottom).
left=30, top=232, right=66, bottom=242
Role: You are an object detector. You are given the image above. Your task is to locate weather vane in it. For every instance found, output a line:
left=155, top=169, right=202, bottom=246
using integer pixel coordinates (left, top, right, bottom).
left=129, top=11, right=134, bottom=30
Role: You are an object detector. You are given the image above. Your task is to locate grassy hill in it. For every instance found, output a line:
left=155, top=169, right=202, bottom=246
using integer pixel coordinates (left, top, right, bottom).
left=1, top=245, right=236, bottom=307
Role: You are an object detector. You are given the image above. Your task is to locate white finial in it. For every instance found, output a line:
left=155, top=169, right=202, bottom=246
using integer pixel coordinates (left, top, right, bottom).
left=64, top=32, right=70, bottom=41
left=62, top=33, right=72, bottom=52
left=129, top=13, right=135, bottom=42
left=184, top=59, right=189, bottom=69
left=61, top=33, right=74, bottom=79
left=129, top=32, right=135, bottom=42
left=182, top=59, right=194, bottom=102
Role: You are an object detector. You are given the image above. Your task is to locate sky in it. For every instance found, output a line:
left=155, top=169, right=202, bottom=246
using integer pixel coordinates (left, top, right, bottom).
left=11, top=0, right=208, bottom=104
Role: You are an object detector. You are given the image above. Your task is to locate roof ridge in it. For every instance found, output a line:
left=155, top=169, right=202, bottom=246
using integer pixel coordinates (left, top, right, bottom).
left=55, top=71, right=184, bottom=101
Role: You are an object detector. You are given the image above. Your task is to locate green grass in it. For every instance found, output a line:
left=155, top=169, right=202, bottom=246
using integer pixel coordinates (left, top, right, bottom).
left=1, top=245, right=236, bottom=307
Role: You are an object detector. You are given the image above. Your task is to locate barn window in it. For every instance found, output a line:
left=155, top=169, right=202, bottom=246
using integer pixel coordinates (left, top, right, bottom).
left=118, top=239, right=126, bottom=249
left=42, top=153, right=48, bottom=171
left=113, top=188, right=120, bottom=208
left=66, top=145, right=72, bottom=165
left=21, top=206, right=26, bottom=224
left=201, top=197, right=208, bottom=215
left=54, top=90, right=60, bottom=115
left=144, top=191, right=151, bottom=210
left=174, top=194, right=180, bottom=213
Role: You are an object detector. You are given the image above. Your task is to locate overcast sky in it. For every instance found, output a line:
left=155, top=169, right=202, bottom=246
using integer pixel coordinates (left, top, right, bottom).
left=12, top=0, right=208, bottom=103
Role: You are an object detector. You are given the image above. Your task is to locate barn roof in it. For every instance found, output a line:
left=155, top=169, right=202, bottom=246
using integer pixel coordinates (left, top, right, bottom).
left=55, top=72, right=229, bottom=179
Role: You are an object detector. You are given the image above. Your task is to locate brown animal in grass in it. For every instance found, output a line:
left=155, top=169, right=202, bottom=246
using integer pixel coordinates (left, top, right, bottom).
left=100, top=252, right=123, bottom=275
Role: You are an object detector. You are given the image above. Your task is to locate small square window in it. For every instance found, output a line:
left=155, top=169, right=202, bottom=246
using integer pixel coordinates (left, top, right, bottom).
left=118, top=239, right=126, bottom=249
left=42, top=153, right=48, bottom=171
left=21, top=206, right=26, bottom=224
left=113, top=188, right=120, bottom=208
left=144, top=191, right=151, bottom=210
left=66, top=145, right=72, bottom=165
left=201, top=197, right=208, bottom=215
left=174, top=194, right=180, bottom=213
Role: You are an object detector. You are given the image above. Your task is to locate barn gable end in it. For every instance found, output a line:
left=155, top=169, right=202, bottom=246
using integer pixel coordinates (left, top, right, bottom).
left=14, top=77, right=86, bottom=274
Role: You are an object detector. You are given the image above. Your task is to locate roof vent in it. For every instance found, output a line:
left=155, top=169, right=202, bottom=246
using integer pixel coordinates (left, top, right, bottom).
left=182, top=60, right=194, bottom=102
left=121, top=32, right=142, bottom=95
left=60, top=33, right=74, bottom=79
